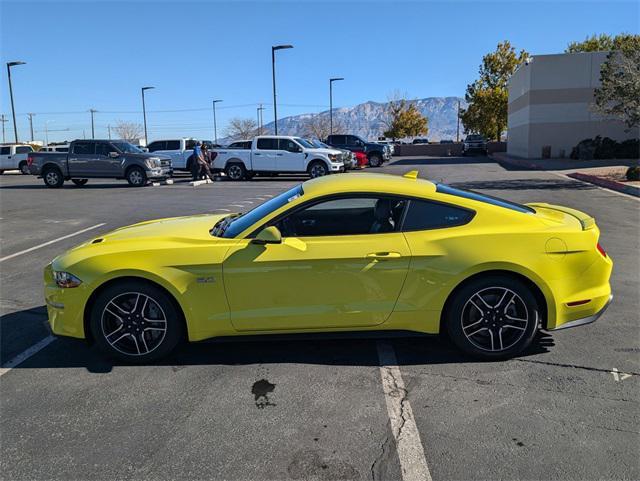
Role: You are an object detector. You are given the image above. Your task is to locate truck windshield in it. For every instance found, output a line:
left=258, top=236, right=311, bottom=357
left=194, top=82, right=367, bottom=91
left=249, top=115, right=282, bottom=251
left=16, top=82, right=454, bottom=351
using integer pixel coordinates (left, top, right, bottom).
left=294, top=137, right=314, bottom=148
left=112, top=142, right=142, bottom=153
left=213, top=185, right=304, bottom=238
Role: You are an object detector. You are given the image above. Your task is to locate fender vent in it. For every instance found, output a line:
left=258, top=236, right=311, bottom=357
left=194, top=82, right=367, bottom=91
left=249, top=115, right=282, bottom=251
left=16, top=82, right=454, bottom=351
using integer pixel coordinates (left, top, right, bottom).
left=91, top=238, right=104, bottom=244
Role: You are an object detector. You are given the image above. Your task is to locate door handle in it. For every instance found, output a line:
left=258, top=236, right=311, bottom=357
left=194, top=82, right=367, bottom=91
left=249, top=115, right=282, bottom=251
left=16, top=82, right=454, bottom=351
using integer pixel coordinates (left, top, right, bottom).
left=254, top=153, right=261, bottom=156
left=276, top=153, right=283, bottom=156
left=366, top=252, right=402, bottom=260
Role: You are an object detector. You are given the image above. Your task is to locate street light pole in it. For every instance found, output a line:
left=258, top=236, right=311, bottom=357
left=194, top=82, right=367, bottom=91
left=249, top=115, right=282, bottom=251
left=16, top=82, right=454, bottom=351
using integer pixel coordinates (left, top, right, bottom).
left=1, top=114, right=7, bottom=143
left=456, top=99, right=460, bottom=143
left=141, top=86, right=155, bottom=145
left=212, top=99, right=222, bottom=144
left=27, top=113, right=35, bottom=141
left=257, top=104, right=265, bottom=135
left=6, top=61, right=26, bottom=144
left=44, top=120, right=54, bottom=147
left=329, top=77, right=344, bottom=136
left=89, top=109, right=97, bottom=139
left=271, top=44, right=293, bottom=135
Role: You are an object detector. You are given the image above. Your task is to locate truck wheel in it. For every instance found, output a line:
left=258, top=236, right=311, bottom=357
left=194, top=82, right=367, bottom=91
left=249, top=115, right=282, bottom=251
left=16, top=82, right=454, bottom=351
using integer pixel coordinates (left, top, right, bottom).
left=225, top=163, right=246, bottom=181
left=71, top=179, right=89, bottom=186
left=308, top=161, right=328, bottom=178
left=43, top=167, right=64, bottom=188
left=0, top=170, right=4, bottom=175
left=126, top=166, right=147, bottom=187
left=368, top=153, right=382, bottom=168
left=19, top=161, right=29, bottom=175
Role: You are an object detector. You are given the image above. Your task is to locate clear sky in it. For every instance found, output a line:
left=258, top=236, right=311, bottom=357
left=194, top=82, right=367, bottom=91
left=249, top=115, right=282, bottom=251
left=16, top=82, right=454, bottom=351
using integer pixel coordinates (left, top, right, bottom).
left=1, top=0, right=638, bottom=143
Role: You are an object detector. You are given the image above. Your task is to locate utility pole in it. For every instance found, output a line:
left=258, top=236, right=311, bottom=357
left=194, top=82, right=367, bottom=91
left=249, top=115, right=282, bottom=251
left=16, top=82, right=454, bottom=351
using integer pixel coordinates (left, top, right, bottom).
left=27, top=113, right=35, bottom=141
left=329, top=77, right=344, bottom=136
left=108, top=125, right=111, bottom=140
left=456, top=99, right=460, bottom=143
left=6, top=61, right=26, bottom=144
left=1, top=114, right=8, bottom=143
left=257, top=104, right=265, bottom=135
left=271, top=44, right=293, bottom=135
left=212, top=99, right=222, bottom=144
left=141, top=86, right=155, bottom=145
left=89, top=109, right=97, bottom=139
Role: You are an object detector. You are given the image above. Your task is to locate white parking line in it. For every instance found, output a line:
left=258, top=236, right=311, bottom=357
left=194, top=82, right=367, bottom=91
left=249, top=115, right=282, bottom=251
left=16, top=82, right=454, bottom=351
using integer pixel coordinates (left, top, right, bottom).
left=0, top=335, right=56, bottom=377
left=376, top=341, right=432, bottom=481
left=0, top=223, right=106, bottom=263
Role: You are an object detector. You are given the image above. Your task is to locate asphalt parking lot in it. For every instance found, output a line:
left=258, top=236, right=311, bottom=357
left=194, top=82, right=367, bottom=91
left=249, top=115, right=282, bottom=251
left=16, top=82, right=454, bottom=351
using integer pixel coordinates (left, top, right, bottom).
left=1, top=157, right=638, bottom=481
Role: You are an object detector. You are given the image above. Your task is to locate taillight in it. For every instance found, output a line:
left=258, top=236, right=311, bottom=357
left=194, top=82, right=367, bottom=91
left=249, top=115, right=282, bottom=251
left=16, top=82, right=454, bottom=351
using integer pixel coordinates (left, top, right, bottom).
left=27, top=156, right=33, bottom=166
left=597, top=242, right=607, bottom=258
left=210, top=152, right=218, bottom=161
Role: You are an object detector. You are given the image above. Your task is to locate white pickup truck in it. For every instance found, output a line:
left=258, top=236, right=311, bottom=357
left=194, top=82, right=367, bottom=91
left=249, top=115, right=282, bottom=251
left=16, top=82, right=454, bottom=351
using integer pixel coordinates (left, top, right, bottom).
left=212, top=136, right=345, bottom=180
left=146, top=138, right=217, bottom=171
left=0, top=144, right=35, bottom=174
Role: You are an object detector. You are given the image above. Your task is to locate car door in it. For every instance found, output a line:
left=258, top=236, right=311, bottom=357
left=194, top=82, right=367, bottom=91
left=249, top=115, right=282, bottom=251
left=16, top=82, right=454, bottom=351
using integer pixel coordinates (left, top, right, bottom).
left=68, top=141, right=97, bottom=176
left=253, top=138, right=278, bottom=171
left=222, top=195, right=411, bottom=331
left=276, top=138, right=305, bottom=172
left=328, top=135, right=347, bottom=150
left=0, top=146, right=10, bottom=170
left=94, top=142, right=122, bottom=176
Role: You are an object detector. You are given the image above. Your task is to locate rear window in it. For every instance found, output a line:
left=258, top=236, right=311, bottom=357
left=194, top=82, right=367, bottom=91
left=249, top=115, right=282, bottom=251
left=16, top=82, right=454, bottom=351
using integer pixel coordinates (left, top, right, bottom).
left=16, top=146, right=33, bottom=154
left=73, top=142, right=95, bottom=155
left=166, top=140, right=180, bottom=150
left=436, top=184, right=535, bottom=214
left=257, top=138, right=278, bottom=150
left=402, top=199, right=474, bottom=231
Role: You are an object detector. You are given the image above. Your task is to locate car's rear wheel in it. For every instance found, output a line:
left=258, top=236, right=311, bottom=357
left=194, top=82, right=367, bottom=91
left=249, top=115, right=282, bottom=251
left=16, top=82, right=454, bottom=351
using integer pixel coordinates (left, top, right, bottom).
left=446, top=276, right=539, bottom=360
left=90, top=280, right=183, bottom=363
left=126, top=166, right=147, bottom=187
left=368, top=153, right=382, bottom=167
left=225, top=162, right=246, bottom=181
left=43, top=166, right=64, bottom=188
left=71, top=178, right=88, bottom=186
left=308, top=161, right=328, bottom=178
left=19, top=161, right=29, bottom=175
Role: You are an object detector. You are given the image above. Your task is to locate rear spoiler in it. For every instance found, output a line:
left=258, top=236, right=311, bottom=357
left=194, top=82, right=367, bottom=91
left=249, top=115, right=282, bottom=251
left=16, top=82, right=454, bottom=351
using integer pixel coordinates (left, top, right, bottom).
left=527, top=203, right=596, bottom=230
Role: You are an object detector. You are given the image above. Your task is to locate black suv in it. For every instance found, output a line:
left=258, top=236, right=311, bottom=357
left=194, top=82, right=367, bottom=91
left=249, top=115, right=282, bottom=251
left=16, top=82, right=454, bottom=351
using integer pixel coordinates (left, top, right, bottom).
left=325, top=134, right=390, bottom=167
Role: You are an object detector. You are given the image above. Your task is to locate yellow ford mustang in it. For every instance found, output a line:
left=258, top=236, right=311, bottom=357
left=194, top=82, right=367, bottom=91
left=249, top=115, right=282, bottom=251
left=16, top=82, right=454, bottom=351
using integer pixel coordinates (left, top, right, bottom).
left=45, top=172, right=612, bottom=362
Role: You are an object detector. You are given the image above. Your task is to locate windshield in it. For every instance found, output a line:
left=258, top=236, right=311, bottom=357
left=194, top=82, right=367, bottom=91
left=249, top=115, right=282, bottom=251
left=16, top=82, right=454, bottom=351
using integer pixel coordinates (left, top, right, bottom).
left=112, top=142, right=142, bottom=153
left=213, top=185, right=304, bottom=238
left=307, top=139, right=330, bottom=148
left=466, top=135, right=484, bottom=141
left=294, top=137, right=314, bottom=148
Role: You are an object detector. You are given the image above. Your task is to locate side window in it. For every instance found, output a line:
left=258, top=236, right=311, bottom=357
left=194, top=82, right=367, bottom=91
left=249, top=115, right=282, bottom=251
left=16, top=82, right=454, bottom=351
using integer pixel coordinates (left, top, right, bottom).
left=0, top=147, right=10, bottom=155
left=147, top=141, right=164, bottom=152
left=330, top=135, right=345, bottom=145
left=401, top=199, right=474, bottom=231
left=95, top=143, right=113, bottom=156
left=275, top=196, right=407, bottom=237
left=279, top=139, right=300, bottom=152
left=257, top=138, right=278, bottom=150
left=166, top=140, right=180, bottom=150
left=73, top=142, right=95, bottom=155
left=346, top=136, right=362, bottom=147
left=16, top=146, right=33, bottom=154
left=185, top=140, right=196, bottom=150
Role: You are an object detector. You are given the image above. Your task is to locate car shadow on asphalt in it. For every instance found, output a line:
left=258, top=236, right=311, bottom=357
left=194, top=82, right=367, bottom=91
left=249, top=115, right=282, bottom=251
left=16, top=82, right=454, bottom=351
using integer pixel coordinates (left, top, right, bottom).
left=3, top=306, right=554, bottom=373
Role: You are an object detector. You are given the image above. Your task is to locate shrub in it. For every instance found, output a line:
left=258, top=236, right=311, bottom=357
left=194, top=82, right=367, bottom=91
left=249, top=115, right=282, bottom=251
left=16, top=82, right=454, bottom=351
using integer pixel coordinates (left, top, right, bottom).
left=626, top=166, right=640, bottom=181
left=571, top=137, right=640, bottom=160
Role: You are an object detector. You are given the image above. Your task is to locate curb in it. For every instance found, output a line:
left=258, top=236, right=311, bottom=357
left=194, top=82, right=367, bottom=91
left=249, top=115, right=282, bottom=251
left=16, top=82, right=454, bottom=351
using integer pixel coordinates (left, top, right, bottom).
left=567, top=172, right=639, bottom=197
left=489, top=153, right=542, bottom=170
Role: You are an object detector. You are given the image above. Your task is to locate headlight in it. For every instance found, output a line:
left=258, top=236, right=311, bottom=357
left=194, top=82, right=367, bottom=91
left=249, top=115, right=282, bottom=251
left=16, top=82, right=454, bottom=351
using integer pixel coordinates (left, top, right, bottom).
left=146, top=157, right=162, bottom=168
left=53, top=271, right=82, bottom=288
left=328, top=154, right=337, bottom=161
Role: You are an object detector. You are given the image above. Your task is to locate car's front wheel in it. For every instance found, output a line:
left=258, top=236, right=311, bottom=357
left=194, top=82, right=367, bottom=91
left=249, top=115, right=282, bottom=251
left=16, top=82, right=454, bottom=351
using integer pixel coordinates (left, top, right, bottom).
left=19, top=161, right=29, bottom=175
left=225, top=162, right=246, bottom=181
left=90, top=280, right=183, bottom=363
left=368, top=153, right=382, bottom=167
left=445, top=276, right=539, bottom=360
left=308, top=161, right=328, bottom=178
left=126, top=166, right=147, bottom=187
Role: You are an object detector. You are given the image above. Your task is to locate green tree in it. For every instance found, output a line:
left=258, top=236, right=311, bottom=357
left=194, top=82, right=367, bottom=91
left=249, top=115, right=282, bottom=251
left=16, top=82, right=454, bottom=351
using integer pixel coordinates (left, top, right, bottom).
left=383, top=96, right=428, bottom=140
left=566, top=33, right=640, bottom=53
left=460, top=41, right=529, bottom=141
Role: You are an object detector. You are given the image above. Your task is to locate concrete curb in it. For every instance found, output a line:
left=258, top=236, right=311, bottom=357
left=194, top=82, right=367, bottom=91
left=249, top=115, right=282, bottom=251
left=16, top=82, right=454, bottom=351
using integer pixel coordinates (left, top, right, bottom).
left=489, top=153, right=543, bottom=170
left=567, top=172, right=640, bottom=197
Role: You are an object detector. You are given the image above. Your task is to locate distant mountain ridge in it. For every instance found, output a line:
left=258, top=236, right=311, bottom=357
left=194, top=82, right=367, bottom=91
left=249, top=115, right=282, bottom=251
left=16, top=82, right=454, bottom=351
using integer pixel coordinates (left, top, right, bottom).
left=260, top=96, right=467, bottom=141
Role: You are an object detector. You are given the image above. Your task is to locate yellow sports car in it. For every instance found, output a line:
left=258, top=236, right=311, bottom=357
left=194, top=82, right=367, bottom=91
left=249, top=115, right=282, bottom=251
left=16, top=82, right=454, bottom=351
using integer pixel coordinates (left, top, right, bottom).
left=45, top=172, right=613, bottom=362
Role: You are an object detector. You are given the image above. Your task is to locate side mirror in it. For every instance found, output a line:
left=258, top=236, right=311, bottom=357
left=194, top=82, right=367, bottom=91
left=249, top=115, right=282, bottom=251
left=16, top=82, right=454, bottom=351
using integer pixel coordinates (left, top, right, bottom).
left=109, top=151, right=119, bottom=158
left=252, top=226, right=282, bottom=245
left=295, top=146, right=303, bottom=153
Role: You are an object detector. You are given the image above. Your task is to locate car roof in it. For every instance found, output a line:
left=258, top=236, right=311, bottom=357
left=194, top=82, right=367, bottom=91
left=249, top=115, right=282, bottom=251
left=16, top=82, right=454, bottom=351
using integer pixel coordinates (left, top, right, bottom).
left=303, top=172, right=437, bottom=198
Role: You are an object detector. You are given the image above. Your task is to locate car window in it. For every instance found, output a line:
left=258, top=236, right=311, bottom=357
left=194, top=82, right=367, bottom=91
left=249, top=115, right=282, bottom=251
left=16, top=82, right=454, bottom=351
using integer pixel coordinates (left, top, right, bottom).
left=73, top=142, right=95, bottom=155
left=257, top=138, right=278, bottom=150
left=15, top=146, right=33, bottom=154
left=55, top=147, right=68, bottom=152
left=436, top=184, right=535, bottom=214
left=0, top=147, right=10, bottom=155
left=166, top=140, right=180, bottom=150
left=402, top=199, right=474, bottom=231
left=147, top=141, right=164, bottom=152
left=279, top=139, right=300, bottom=152
left=95, top=143, right=113, bottom=156
left=345, top=136, right=362, bottom=147
left=275, top=196, right=407, bottom=237
left=329, top=135, right=344, bottom=145
left=185, top=140, right=196, bottom=150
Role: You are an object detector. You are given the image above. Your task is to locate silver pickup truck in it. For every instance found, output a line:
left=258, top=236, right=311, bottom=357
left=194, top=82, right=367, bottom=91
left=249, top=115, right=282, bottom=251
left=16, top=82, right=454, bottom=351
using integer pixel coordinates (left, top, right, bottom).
left=28, top=139, right=173, bottom=188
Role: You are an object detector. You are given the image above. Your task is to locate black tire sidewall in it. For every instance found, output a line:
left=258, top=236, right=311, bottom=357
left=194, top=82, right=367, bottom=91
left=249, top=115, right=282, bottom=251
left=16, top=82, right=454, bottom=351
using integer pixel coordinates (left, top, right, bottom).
left=369, top=154, right=382, bottom=167
left=225, top=163, right=246, bottom=181
left=446, top=276, right=539, bottom=360
left=89, top=280, right=183, bottom=363
left=71, top=179, right=88, bottom=186
left=308, top=161, right=328, bottom=178
left=19, top=161, right=29, bottom=174
left=127, top=166, right=147, bottom=186
left=43, top=167, right=64, bottom=188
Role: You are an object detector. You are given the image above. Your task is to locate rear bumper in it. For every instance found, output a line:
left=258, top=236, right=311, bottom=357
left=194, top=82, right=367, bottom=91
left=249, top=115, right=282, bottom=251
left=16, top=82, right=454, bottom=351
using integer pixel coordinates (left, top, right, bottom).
left=549, top=294, right=613, bottom=330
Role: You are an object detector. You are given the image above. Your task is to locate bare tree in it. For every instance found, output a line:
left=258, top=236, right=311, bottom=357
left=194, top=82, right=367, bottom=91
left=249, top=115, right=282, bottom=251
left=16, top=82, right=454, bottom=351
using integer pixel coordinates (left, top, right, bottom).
left=301, top=115, right=345, bottom=139
left=112, top=121, right=143, bottom=142
left=225, top=117, right=258, bottom=140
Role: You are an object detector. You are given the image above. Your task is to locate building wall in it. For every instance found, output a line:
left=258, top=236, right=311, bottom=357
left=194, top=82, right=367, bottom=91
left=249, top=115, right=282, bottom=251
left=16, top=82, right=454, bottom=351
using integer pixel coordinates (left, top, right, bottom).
left=507, top=51, right=636, bottom=159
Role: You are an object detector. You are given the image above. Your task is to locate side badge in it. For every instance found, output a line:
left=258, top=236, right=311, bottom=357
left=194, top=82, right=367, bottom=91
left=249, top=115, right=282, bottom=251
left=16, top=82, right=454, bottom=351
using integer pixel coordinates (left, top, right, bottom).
left=196, top=276, right=215, bottom=284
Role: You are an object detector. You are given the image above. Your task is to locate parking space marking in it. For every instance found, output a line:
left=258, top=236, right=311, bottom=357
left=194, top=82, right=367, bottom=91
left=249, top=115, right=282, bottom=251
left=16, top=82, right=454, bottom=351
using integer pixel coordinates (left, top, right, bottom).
left=228, top=204, right=245, bottom=208
left=549, top=171, right=640, bottom=201
left=0, top=223, right=106, bottom=263
left=376, top=341, right=432, bottom=481
left=0, top=335, right=55, bottom=377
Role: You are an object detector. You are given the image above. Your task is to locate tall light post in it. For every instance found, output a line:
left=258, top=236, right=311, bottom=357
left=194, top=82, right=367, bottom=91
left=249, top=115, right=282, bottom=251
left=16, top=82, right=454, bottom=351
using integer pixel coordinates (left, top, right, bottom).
left=212, top=99, right=222, bottom=144
left=141, top=86, right=154, bottom=144
left=7, top=61, right=26, bottom=144
left=89, top=109, right=97, bottom=139
left=257, top=104, right=265, bottom=135
left=456, top=99, right=461, bottom=142
left=271, top=44, right=293, bottom=135
left=1, top=114, right=7, bottom=143
left=27, top=113, right=35, bottom=141
left=329, top=77, right=344, bottom=136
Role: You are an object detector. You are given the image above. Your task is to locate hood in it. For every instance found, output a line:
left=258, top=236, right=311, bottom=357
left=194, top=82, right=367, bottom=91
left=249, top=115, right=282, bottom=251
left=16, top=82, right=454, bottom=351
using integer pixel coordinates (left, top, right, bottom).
left=126, top=152, right=172, bottom=161
left=307, top=147, right=343, bottom=156
left=99, top=214, right=228, bottom=242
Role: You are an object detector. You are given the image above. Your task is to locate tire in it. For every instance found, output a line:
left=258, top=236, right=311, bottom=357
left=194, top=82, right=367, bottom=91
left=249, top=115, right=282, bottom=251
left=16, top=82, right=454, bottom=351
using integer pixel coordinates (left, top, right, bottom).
left=71, top=178, right=88, bottom=186
left=42, top=166, right=64, bottom=188
left=89, top=280, right=184, bottom=363
left=445, top=275, right=539, bottom=360
left=19, top=161, right=29, bottom=175
left=308, top=161, right=328, bottom=178
left=225, top=162, right=246, bottom=181
left=368, top=153, right=382, bottom=168
left=0, top=170, right=4, bottom=175
left=126, top=166, right=147, bottom=187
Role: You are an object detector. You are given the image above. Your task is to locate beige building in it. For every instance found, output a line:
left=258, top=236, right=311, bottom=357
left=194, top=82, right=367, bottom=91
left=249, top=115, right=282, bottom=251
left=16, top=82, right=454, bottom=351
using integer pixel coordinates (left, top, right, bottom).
left=507, top=51, right=636, bottom=159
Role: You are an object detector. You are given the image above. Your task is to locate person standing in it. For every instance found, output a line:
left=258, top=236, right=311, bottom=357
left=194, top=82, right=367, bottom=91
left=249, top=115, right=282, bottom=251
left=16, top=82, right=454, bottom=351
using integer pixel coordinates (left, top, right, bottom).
left=199, top=142, right=216, bottom=181
left=191, top=141, right=204, bottom=180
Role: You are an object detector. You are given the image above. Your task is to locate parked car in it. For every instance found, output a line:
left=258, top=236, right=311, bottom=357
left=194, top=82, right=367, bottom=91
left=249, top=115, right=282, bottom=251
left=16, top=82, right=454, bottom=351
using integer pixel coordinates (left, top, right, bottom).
left=353, top=150, right=368, bottom=168
left=27, top=139, right=172, bottom=188
left=44, top=171, right=613, bottom=363
left=463, top=134, right=488, bottom=155
left=325, top=134, right=391, bottom=167
left=306, top=138, right=357, bottom=170
left=412, top=138, right=429, bottom=144
left=40, top=144, right=70, bottom=153
left=226, top=140, right=252, bottom=149
left=0, top=144, right=35, bottom=174
left=374, top=140, right=396, bottom=156
left=212, top=136, right=344, bottom=180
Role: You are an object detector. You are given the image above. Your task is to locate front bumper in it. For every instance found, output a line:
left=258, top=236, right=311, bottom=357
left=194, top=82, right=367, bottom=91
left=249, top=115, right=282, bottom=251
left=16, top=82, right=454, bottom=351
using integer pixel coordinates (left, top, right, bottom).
left=44, top=264, right=89, bottom=339
left=147, top=166, right=173, bottom=178
left=330, top=163, right=345, bottom=172
left=549, top=295, right=613, bottom=330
